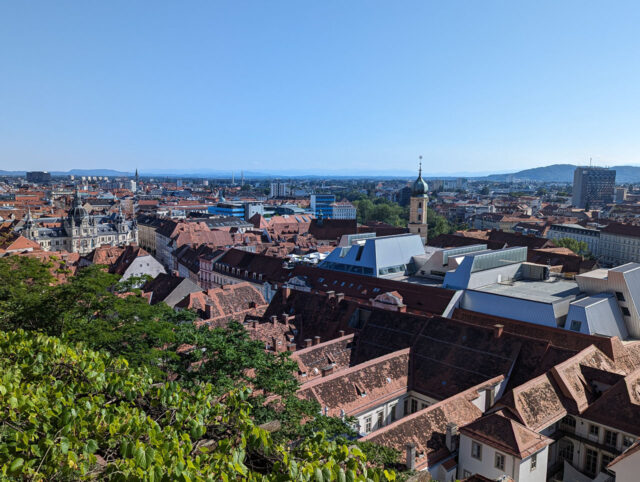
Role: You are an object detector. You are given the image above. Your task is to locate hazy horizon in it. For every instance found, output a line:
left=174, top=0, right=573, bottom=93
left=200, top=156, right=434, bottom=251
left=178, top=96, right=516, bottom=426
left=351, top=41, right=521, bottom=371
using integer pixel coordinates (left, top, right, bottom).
left=2, top=1, right=640, bottom=173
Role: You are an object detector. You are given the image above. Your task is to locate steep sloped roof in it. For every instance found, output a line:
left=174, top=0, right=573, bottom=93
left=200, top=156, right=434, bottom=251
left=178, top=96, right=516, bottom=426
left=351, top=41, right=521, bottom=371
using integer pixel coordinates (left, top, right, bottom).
left=460, top=413, right=552, bottom=459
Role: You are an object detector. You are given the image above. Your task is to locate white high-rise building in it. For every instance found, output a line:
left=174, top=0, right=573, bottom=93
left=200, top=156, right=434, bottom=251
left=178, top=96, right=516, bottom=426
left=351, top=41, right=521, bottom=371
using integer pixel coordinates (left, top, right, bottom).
left=270, top=181, right=290, bottom=198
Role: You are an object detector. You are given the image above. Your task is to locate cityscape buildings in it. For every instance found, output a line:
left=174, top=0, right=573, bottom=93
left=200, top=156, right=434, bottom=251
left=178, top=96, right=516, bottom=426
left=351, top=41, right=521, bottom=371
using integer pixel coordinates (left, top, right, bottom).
left=2, top=166, right=640, bottom=481
left=572, top=166, right=616, bottom=209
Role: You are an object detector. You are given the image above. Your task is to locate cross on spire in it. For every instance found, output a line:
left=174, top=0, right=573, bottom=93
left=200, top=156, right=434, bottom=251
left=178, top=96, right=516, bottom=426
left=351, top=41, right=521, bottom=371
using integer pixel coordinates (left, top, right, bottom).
left=419, top=156, right=423, bottom=177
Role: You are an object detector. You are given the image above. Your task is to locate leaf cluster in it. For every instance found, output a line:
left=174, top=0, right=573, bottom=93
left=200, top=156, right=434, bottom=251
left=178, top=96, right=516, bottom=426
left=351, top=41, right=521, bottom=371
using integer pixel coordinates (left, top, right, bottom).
left=0, top=329, right=395, bottom=481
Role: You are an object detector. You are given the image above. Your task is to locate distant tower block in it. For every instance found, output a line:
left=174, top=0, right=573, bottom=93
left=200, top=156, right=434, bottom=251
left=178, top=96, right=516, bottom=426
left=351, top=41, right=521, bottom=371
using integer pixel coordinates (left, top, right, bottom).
left=408, top=158, right=429, bottom=245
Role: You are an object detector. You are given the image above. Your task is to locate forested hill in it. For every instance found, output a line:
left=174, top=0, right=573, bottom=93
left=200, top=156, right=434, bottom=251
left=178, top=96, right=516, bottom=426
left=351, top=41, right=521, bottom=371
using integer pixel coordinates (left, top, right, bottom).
left=487, top=164, right=640, bottom=183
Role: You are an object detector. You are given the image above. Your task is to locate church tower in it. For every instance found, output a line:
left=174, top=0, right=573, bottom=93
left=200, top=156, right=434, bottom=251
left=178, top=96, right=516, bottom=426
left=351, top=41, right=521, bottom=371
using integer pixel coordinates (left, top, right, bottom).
left=408, top=161, right=429, bottom=245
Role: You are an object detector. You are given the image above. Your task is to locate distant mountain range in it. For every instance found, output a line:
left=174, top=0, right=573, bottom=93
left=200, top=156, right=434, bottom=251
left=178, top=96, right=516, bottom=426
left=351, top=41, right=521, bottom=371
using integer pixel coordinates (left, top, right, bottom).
left=0, top=169, right=133, bottom=177
left=486, top=164, right=640, bottom=183
left=3, top=164, right=640, bottom=182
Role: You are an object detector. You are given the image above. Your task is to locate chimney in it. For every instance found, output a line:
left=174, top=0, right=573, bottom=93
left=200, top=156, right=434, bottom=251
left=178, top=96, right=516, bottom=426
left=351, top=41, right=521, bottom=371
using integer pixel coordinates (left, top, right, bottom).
left=322, top=365, right=334, bottom=377
left=283, top=286, right=291, bottom=300
left=493, top=324, right=504, bottom=338
left=485, top=387, right=495, bottom=411
left=445, top=423, right=459, bottom=452
left=338, top=330, right=345, bottom=338
left=326, top=290, right=335, bottom=299
left=336, top=292, right=344, bottom=302
left=270, top=315, right=278, bottom=325
left=251, top=320, right=258, bottom=329
left=304, top=338, right=312, bottom=348
left=405, top=443, right=416, bottom=471
left=287, top=342, right=296, bottom=352
left=397, top=304, right=407, bottom=313
left=313, top=336, right=321, bottom=346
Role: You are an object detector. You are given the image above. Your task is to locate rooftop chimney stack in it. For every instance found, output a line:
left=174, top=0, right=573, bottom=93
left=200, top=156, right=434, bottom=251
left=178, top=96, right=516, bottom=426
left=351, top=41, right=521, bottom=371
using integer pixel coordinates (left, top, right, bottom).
left=405, top=443, right=416, bottom=471
left=445, top=422, right=459, bottom=452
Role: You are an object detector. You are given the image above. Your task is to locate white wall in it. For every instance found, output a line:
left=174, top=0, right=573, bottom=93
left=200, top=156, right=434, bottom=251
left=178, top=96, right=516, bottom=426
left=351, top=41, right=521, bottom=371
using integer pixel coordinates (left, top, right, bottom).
left=458, top=435, right=548, bottom=482
left=610, top=452, right=640, bottom=482
left=122, top=255, right=166, bottom=281
left=356, top=395, right=405, bottom=435
left=459, top=434, right=518, bottom=481
left=462, top=291, right=559, bottom=327
left=517, top=448, right=548, bottom=482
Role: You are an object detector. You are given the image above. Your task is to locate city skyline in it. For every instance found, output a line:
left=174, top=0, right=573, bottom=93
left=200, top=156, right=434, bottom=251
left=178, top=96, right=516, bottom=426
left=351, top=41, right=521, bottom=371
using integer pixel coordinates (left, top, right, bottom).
left=2, top=1, right=640, bottom=173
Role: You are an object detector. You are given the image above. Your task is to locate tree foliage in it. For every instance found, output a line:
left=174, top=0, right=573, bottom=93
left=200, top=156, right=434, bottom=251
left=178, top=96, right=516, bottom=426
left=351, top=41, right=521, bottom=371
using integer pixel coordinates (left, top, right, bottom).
left=553, top=237, right=590, bottom=256
left=0, top=258, right=399, bottom=477
left=352, top=198, right=408, bottom=227
left=0, top=329, right=394, bottom=481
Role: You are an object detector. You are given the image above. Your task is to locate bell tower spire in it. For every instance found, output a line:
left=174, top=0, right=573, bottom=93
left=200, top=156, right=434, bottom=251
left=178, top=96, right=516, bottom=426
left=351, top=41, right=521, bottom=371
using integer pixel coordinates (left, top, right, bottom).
left=408, top=156, right=429, bottom=245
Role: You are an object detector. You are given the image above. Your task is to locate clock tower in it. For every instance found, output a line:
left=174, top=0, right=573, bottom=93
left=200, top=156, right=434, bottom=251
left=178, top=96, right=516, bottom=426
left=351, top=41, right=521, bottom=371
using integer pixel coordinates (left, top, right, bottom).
left=408, top=161, right=429, bottom=245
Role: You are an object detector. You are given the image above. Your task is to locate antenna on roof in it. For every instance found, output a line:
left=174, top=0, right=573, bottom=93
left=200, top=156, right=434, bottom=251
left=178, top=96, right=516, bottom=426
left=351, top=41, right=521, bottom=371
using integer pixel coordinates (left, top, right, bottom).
left=590, top=157, right=593, bottom=167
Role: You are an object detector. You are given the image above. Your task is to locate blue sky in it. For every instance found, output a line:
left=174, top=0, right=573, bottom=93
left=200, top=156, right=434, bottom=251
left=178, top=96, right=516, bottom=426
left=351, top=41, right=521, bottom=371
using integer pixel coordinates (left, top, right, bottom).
left=2, top=1, right=640, bottom=175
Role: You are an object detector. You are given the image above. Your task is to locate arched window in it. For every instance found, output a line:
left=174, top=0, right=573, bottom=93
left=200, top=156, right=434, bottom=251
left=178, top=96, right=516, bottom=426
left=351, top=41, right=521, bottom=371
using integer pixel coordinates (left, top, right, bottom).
left=418, top=202, right=422, bottom=208
left=558, top=440, right=574, bottom=463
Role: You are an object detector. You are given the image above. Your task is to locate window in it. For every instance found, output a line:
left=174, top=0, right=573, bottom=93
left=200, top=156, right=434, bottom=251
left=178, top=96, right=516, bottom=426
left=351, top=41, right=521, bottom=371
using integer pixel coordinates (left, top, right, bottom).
left=463, top=471, right=471, bottom=478
left=364, top=417, right=372, bottom=433
left=560, top=415, right=576, bottom=429
left=471, top=441, right=482, bottom=460
left=585, top=448, right=598, bottom=476
left=376, top=411, right=384, bottom=428
left=390, top=404, right=397, bottom=422
left=590, top=424, right=600, bottom=437
left=495, top=452, right=505, bottom=471
left=605, top=430, right=618, bottom=448
left=559, top=440, right=574, bottom=463
left=602, top=454, right=615, bottom=475
left=570, top=320, right=582, bottom=331
left=411, top=399, right=418, bottom=414
left=622, top=307, right=631, bottom=317
left=403, top=399, right=409, bottom=416
left=530, top=453, right=537, bottom=471
left=616, top=291, right=626, bottom=302
left=623, top=436, right=635, bottom=448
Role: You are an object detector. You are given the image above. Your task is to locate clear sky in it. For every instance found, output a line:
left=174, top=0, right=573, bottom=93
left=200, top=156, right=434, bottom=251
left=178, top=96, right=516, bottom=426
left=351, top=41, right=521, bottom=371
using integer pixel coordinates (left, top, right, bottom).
left=2, top=1, right=640, bottom=175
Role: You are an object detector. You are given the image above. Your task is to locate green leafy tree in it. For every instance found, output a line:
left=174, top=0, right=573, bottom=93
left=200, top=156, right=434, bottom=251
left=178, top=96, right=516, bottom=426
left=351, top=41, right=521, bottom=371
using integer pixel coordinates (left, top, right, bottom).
left=353, top=198, right=408, bottom=227
left=427, top=208, right=455, bottom=240
left=0, top=258, right=370, bottom=456
left=553, top=237, right=590, bottom=256
left=0, top=329, right=395, bottom=481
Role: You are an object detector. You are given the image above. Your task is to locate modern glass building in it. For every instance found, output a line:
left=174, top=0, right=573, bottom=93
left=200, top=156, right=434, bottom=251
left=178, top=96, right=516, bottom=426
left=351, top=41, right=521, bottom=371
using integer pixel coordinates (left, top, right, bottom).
left=310, top=194, right=336, bottom=219
left=572, top=167, right=616, bottom=209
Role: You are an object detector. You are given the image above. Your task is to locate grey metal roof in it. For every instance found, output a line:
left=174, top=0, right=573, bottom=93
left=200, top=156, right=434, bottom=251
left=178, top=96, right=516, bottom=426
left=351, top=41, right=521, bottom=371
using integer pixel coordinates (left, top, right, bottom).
left=473, top=278, right=580, bottom=304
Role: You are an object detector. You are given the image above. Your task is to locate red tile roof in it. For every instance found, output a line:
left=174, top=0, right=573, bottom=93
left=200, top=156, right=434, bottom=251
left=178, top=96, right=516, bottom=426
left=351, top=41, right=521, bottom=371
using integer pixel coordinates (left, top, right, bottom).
left=460, top=412, right=552, bottom=459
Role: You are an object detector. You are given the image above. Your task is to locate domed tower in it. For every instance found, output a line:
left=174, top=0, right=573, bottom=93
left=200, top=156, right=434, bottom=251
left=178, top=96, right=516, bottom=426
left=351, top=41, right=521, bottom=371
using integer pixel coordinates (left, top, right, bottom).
left=65, top=190, right=89, bottom=237
left=23, top=209, right=38, bottom=240
left=408, top=161, right=429, bottom=245
left=115, top=205, right=127, bottom=234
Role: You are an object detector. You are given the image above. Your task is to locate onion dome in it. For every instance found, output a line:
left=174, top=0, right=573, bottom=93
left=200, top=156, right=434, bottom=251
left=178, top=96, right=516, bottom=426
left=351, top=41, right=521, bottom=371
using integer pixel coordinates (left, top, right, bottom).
left=412, top=163, right=429, bottom=196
